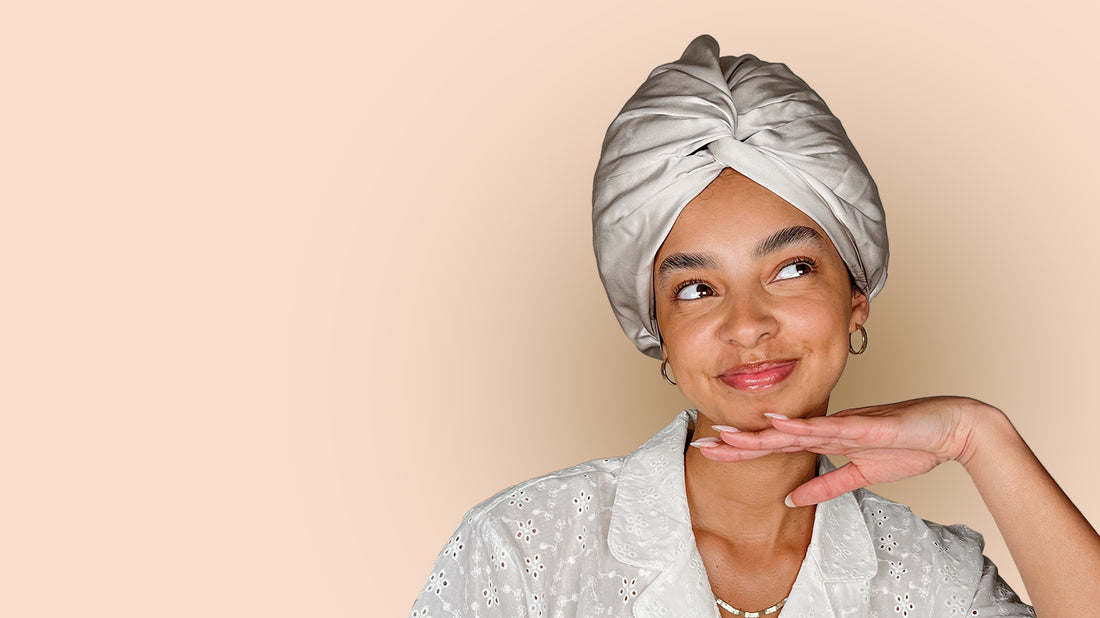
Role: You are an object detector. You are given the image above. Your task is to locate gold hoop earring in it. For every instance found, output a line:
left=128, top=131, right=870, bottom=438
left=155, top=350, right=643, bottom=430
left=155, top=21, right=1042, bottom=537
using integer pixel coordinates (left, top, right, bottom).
left=849, top=324, right=868, bottom=355
left=660, top=360, right=677, bottom=385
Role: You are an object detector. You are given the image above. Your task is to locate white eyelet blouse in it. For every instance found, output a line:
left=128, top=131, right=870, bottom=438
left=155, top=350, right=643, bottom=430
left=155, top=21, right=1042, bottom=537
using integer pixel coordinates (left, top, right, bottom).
left=411, top=410, right=1034, bottom=617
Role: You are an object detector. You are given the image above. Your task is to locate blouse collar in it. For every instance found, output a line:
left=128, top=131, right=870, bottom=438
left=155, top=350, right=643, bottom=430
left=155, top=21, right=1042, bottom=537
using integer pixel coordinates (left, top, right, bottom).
left=608, top=410, right=877, bottom=616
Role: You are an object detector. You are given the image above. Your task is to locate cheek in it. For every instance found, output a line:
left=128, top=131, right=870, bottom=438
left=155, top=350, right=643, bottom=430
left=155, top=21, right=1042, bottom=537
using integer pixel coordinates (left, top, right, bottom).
left=779, top=296, right=852, bottom=352
left=660, top=313, right=715, bottom=364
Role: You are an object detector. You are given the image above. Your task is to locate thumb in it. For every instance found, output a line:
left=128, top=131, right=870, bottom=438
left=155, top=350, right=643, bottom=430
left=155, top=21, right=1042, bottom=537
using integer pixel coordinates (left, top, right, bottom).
left=786, top=463, right=869, bottom=507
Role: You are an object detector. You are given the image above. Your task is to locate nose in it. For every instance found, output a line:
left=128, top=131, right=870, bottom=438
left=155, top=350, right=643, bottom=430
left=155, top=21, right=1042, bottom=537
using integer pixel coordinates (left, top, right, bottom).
left=718, top=289, right=778, bottom=348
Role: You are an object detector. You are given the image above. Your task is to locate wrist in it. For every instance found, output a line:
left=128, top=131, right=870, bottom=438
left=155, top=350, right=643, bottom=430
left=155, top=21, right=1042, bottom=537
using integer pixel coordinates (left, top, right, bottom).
left=954, top=400, right=1020, bottom=469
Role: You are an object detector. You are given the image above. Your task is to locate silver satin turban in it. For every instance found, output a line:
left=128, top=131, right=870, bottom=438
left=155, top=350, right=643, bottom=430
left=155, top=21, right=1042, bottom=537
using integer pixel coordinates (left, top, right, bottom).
left=592, top=35, right=889, bottom=359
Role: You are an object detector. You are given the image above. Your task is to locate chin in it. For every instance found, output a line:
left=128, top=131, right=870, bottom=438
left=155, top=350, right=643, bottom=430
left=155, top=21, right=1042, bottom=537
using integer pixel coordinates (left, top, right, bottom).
left=698, top=391, right=829, bottom=428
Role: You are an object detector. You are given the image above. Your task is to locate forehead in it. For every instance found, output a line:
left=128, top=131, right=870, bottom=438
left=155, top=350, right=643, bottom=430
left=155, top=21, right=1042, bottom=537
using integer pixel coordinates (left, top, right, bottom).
left=657, top=170, right=830, bottom=259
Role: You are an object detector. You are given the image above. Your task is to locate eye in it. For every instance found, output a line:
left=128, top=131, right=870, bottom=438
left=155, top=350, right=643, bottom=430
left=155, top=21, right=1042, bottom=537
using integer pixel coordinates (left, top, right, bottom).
left=675, top=281, right=717, bottom=300
left=774, top=259, right=815, bottom=281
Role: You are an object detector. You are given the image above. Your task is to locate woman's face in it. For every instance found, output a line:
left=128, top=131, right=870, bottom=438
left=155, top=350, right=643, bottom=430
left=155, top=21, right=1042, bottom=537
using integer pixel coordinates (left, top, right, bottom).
left=653, top=170, right=869, bottom=430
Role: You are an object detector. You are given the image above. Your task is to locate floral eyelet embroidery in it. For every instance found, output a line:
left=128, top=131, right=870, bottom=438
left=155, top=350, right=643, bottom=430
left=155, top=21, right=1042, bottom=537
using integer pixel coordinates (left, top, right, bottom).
left=619, top=577, right=638, bottom=603
left=524, top=554, right=545, bottom=579
left=894, top=593, right=914, bottom=616
left=427, top=570, right=449, bottom=595
left=572, top=490, right=592, bottom=513
left=888, top=560, right=908, bottom=580
left=939, top=563, right=962, bottom=586
left=442, top=533, right=465, bottom=559
left=516, top=519, right=538, bottom=543
left=507, top=489, right=531, bottom=509
left=945, top=592, right=968, bottom=615
left=528, top=593, right=544, bottom=617
left=482, top=581, right=499, bottom=607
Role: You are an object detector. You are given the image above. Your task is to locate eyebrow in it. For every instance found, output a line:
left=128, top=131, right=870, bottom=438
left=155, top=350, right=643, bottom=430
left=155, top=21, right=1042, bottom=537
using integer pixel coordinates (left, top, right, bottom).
left=655, top=226, right=827, bottom=280
left=656, top=251, right=719, bottom=280
left=752, top=225, right=826, bottom=259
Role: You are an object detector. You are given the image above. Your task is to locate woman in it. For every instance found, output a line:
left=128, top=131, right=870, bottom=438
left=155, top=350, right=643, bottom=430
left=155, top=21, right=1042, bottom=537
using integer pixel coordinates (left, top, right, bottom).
left=410, top=35, right=1100, bottom=617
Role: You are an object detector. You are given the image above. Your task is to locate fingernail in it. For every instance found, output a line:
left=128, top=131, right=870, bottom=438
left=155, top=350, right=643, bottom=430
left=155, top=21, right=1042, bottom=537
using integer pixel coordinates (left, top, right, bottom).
left=784, top=492, right=797, bottom=508
left=764, top=413, right=790, bottom=420
left=711, top=425, right=740, bottom=433
left=689, top=437, right=722, bottom=448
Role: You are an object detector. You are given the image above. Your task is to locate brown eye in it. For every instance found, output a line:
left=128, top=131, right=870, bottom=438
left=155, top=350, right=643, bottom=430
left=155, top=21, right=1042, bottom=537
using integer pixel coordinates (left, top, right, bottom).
left=775, top=261, right=813, bottom=281
left=676, top=282, right=716, bottom=300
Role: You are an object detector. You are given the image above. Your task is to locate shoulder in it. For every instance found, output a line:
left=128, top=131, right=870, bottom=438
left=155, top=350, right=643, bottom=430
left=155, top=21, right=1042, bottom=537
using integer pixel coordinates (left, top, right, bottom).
left=853, top=488, right=990, bottom=597
left=410, top=457, right=628, bottom=615
left=853, top=487, right=985, bottom=554
left=851, top=489, right=1033, bottom=615
left=460, top=455, right=626, bottom=532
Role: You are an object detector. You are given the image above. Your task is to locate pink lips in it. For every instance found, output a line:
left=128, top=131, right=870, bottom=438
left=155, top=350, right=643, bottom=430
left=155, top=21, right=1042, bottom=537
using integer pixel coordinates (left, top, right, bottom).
left=719, top=360, right=796, bottom=392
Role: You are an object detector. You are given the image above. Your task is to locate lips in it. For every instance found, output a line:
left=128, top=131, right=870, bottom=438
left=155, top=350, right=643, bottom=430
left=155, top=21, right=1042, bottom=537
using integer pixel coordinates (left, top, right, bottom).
left=718, top=360, right=797, bottom=392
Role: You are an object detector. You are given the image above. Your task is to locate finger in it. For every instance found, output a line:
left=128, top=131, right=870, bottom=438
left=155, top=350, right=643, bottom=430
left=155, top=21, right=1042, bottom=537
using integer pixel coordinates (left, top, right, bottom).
left=715, top=426, right=807, bottom=448
left=767, top=414, right=897, bottom=445
left=718, top=428, right=842, bottom=451
left=828, top=403, right=892, bottom=418
left=695, top=443, right=786, bottom=462
left=786, top=463, right=870, bottom=507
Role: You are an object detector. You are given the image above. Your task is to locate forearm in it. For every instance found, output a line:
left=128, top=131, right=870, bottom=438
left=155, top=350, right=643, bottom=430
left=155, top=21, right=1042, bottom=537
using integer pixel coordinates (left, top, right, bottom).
left=959, top=405, right=1100, bottom=615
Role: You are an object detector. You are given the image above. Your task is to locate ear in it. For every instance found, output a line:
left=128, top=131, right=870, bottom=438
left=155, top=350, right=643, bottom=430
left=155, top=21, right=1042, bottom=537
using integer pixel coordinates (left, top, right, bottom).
left=849, top=291, right=870, bottom=332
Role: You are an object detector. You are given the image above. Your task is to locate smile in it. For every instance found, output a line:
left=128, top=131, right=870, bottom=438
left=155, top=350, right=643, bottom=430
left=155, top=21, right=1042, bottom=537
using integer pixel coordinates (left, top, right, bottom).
left=718, top=360, right=797, bottom=392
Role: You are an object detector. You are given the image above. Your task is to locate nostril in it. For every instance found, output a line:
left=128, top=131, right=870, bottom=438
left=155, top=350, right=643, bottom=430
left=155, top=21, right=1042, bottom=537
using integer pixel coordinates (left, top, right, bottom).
left=719, top=303, right=778, bottom=348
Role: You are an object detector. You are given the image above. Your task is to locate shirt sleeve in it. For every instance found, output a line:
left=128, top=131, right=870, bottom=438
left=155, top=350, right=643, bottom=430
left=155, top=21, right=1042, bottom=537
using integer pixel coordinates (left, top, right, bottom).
left=409, top=515, right=533, bottom=618
left=968, top=556, right=1035, bottom=617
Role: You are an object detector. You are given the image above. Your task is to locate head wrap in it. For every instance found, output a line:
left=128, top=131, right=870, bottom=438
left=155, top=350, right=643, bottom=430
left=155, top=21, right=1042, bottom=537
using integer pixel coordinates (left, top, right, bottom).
left=592, top=35, right=889, bottom=359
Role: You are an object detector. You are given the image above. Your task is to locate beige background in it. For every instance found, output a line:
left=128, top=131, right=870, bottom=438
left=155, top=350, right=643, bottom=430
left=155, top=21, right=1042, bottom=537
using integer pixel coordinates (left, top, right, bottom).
left=4, top=1, right=1098, bottom=615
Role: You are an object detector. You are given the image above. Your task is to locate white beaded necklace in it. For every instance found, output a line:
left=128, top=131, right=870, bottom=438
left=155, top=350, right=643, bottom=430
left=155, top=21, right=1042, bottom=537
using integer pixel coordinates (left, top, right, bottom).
left=714, top=595, right=788, bottom=617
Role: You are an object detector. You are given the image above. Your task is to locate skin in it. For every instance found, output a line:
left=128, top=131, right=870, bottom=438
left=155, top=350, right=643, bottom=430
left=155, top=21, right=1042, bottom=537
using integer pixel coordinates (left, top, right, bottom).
left=657, top=169, right=1100, bottom=615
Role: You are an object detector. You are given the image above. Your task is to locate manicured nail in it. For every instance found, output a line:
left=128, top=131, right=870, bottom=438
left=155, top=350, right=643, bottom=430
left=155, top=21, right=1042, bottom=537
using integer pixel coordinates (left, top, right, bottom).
left=784, top=493, right=797, bottom=508
left=764, top=413, right=790, bottom=420
left=689, top=437, right=722, bottom=448
left=711, top=425, right=740, bottom=433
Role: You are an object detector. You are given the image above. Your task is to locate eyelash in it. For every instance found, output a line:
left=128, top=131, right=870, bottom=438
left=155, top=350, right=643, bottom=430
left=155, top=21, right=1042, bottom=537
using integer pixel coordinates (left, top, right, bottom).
left=779, top=256, right=819, bottom=275
left=670, top=257, right=820, bottom=298
left=672, top=278, right=710, bottom=298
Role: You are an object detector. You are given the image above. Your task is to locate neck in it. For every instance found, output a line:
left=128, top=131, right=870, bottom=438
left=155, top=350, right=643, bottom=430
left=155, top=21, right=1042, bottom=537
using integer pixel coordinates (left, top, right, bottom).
left=685, top=411, right=819, bottom=546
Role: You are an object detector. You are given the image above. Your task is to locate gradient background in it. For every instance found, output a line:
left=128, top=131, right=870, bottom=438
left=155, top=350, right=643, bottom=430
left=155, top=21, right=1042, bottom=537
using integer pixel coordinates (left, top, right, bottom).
left=4, top=1, right=1098, bottom=615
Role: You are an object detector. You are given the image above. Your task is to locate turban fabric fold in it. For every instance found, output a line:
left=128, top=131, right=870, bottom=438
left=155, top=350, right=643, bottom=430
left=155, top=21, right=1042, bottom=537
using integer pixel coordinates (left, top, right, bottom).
left=592, top=35, right=889, bottom=359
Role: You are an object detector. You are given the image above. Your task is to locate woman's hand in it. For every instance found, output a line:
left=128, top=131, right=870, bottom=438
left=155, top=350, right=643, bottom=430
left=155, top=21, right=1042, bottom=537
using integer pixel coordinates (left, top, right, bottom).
left=702, top=396, right=1100, bottom=614
left=700, top=396, right=998, bottom=507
